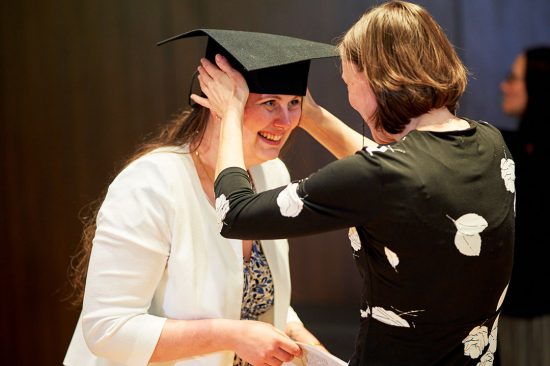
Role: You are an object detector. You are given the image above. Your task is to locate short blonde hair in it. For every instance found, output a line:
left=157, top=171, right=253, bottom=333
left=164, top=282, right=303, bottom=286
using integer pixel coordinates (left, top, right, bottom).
left=339, top=1, right=468, bottom=134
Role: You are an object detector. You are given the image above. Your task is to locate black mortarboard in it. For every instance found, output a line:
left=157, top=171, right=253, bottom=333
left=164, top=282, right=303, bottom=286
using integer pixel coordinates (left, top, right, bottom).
left=157, top=29, right=337, bottom=96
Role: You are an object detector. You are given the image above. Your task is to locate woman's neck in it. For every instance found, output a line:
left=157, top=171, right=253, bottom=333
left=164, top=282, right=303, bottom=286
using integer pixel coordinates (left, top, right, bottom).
left=413, top=107, right=468, bottom=131
left=391, top=107, right=469, bottom=141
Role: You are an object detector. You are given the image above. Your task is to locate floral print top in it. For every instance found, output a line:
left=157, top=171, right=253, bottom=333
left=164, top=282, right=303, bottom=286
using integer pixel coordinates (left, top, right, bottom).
left=233, top=240, right=274, bottom=366
left=216, top=120, right=515, bottom=365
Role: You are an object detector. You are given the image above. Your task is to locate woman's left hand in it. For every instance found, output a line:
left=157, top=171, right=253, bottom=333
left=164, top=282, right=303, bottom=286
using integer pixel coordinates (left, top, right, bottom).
left=191, top=54, right=249, bottom=120
left=285, top=321, right=329, bottom=354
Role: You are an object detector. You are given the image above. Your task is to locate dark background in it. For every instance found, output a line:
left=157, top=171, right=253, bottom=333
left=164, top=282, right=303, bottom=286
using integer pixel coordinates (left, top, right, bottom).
left=2, top=1, right=549, bottom=364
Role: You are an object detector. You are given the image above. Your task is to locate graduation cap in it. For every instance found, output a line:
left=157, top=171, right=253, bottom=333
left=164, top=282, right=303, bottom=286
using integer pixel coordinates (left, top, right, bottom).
left=157, top=29, right=337, bottom=96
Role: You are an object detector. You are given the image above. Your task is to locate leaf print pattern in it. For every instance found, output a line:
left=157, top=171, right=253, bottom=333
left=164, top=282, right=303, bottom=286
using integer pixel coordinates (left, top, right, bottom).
left=215, top=194, right=230, bottom=232
left=349, top=227, right=361, bottom=251
left=461, top=292, right=503, bottom=364
left=497, top=285, right=508, bottom=311
left=234, top=241, right=275, bottom=366
left=475, top=316, right=499, bottom=366
left=360, top=307, right=370, bottom=318
left=454, top=233, right=482, bottom=257
left=276, top=183, right=304, bottom=217
left=384, top=246, right=399, bottom=271
left=452, top=213, right=489, bottom=235
left=462, top=325, right=489, bottom=359
left=372, top=307, right=410, bottom=328
left=240, top=241, right=274, bottom=320
left=488, top=316, right=499, bottom=354
left=364, top=145, right=389, bottom=156
left=447, top=213, right=488, bottom=256
left=477, top=351, right=494, bottom=366
left=500, top=158, right=515, bottom=193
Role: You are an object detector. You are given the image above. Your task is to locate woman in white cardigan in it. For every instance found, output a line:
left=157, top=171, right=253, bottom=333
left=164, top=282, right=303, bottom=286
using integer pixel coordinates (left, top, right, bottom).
left=64, top=29, right=336, bottom=366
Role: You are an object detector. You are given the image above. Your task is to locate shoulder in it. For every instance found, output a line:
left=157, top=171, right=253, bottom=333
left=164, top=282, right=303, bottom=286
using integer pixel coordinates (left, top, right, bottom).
left=110, top=146, right=192, bottom=193
left=130, top=146, right=189, bottom=171
left=469, top=119, right=505, bottom=139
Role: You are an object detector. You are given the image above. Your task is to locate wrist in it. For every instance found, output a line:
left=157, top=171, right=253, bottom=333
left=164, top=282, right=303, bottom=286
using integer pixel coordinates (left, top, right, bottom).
left=217, top=319, right=242, bottom=351
left=301, top=105, right=328, bottom=133
left=224, top=104, right=245, bottom=124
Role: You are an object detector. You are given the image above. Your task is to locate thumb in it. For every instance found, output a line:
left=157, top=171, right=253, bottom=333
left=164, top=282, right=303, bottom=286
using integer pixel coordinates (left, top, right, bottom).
left=279, top=337, right=302, bottom=357
left=190, top=94, right=211, bottom=109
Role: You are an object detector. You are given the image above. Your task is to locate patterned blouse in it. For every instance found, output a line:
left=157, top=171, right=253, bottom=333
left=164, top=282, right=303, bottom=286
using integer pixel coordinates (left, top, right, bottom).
left=216, top=120, right=515, bottom=365
left=233, top=240, right=275, bottom=366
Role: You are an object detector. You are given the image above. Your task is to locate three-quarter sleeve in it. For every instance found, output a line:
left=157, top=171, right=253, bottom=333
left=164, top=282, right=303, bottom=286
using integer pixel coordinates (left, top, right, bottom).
left=81, top=158, right=173, bottom=365
left=214, top=152, right=381, bottom=240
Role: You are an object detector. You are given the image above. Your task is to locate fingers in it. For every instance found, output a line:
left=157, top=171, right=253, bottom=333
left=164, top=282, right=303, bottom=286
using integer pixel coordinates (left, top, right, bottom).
left=214, top=54, right=244, bottom=81
left=260, top=354, right=293, bottom=366
left=198, top=57, right=222, bottom=79
left=271, top=347, right=297, bottom=363
left=198, top=55, right=237, bottom=82
left=189, top=94, right=211, bottom=109
left=278, top=337, right=302, bottom=358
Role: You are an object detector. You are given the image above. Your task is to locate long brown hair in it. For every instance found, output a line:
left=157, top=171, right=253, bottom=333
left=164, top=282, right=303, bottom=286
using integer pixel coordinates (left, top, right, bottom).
left=68, top=106, right=210, bottom=306
left=338, top=1, right=468, bottom=134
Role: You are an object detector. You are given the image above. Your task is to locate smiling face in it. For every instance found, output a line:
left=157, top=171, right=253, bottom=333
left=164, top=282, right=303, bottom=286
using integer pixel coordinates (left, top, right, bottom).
left=501, top=54, right=527, bottom=118
left=241, top=93, right=302, bottom=166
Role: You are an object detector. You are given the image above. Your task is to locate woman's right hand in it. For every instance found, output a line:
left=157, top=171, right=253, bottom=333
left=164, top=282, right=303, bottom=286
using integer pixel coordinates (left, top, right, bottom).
left=191, top=54, right=249, bottom=120
left=232, top=320, right=302, bottom=365
left=299, top=89, right=324, bottom=132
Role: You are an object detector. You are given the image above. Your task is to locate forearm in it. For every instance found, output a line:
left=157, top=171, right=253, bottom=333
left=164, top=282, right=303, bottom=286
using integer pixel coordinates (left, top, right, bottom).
left=301, top=106, right=376, bottom=159
left=150, top=318, right=237, bottom=362
left=151, top=318, right=301, bottom=364
left=216, top=105, right=246, bottom=176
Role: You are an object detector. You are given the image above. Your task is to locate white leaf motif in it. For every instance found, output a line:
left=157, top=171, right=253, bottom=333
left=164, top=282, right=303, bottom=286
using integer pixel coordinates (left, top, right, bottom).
left=497, top=285, right=508, bottom=311
left=447, top=213, right=488, bottom=256
left=365, top=145, right=388, bottom=156
left=372, top=307, right=410, bottom=328
left=349, top=227, right=361, bottom=251
left=462, top=325, right=489, bottom=359
left=488, top=315, right=499, bottom=353
left=500, top=158, right=515, bottom=193
left=360, top=307, right=370, bottom=318
left=215, top=194, right=230, bottom=232
left=454, top=232, right=482, bottom=256
left=276, top=183, right=304, bottom=217
left=477, top=351, right=494, bottom=366
left=451, top=213, right=488, bottom=235
left=384, top=247, right=399, bottom=271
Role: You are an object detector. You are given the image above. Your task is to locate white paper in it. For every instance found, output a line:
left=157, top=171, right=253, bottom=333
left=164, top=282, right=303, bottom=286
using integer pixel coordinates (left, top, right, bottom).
left=283, top=342, right=348, bottom=366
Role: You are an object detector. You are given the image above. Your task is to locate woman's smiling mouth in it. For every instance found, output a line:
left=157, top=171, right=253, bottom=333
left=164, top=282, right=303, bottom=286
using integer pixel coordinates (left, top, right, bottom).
left=258, top=131, right=283, bottom=144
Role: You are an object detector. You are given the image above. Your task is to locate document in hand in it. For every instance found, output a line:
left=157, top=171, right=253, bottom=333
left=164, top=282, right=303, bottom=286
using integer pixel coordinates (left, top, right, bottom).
left=283, top=342, right=348, bottom=366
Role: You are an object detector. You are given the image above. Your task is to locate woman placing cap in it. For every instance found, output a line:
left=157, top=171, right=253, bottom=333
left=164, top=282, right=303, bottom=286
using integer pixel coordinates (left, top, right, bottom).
left=194, top=1, right=515, bottom=365
left=64, top=29, right=336, bottom=366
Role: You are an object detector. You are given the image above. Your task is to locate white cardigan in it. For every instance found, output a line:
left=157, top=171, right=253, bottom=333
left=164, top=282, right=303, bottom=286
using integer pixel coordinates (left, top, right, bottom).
left=64, top=146, right=300, bottom=366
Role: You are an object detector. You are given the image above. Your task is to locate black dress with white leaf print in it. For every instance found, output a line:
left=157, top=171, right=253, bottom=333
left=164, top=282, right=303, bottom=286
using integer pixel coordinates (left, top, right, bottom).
left=215, top=119, right=515, bottom=365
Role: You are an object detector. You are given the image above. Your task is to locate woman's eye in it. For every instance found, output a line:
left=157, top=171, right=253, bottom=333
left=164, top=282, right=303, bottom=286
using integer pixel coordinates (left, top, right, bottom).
left=289, top=99, right=302, bottom=108
left=263, top=100, right=276, bottom=108
left=288, top=99, right=302, bottom=109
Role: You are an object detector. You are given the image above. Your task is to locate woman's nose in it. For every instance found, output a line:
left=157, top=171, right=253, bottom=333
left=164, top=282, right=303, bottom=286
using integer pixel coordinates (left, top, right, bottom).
left=273, top=109, right=293, bottom=129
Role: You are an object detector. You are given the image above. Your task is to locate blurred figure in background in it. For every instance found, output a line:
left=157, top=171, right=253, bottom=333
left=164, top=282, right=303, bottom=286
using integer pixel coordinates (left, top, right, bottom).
left=498, top=46, right=550, bottom=366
